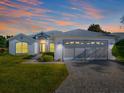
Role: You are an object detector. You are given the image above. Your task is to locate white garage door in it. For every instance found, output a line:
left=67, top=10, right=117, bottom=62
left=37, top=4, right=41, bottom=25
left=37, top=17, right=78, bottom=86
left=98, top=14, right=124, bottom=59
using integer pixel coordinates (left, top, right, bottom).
left=63, top=40, right=108, bottom=61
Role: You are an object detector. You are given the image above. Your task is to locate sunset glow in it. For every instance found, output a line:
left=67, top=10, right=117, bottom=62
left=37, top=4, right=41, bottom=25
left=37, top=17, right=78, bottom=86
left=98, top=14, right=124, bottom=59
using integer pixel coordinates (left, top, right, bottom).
left=0, top=0, right=124, bottom=35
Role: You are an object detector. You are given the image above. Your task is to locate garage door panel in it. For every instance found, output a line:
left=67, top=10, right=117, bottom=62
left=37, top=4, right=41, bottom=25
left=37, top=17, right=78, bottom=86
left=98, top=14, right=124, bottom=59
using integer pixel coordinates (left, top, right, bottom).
left=95, top=47, right=108, bottom=60
left=63, top=48, right=74, bottom=60
left=63, top=40, right=108, bottom=61
left=86, top=47, right=96, bottom=60
left=75, top=48, right=85, bottom=60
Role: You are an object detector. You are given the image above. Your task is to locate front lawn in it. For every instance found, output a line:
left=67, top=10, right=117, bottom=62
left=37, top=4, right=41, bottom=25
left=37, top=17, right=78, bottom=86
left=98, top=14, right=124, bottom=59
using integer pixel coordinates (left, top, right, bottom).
left=0, top=55, right=68, bottom=93
left=0, top=54, right=28, bottom=65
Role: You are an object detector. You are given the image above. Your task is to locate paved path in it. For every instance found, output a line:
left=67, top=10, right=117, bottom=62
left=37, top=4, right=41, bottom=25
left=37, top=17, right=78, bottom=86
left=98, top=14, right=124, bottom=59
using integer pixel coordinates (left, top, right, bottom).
left=31, top=54, right=41, bottom=62
left=56, top=61, right=124, bottom=93
left=22, top=61, right=64, bottom=64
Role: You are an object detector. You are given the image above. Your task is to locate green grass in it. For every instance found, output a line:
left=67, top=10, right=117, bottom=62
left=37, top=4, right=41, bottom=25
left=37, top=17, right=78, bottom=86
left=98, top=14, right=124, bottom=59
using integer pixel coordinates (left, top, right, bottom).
left=0, top=55, right=68, bottom=93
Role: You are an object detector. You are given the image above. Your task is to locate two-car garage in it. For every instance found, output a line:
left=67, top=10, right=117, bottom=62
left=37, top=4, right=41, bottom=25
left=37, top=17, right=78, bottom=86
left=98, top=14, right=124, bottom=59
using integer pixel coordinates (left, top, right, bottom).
left=63, top=40, right=108, bottom=61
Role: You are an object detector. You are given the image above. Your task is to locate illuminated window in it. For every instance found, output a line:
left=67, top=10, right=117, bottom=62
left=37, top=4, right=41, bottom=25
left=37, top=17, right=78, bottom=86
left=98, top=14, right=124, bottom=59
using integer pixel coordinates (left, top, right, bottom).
left=75, top=41, right=80, bottom=44
left=87, top=42, right=90, bottom=45
left=65, top=42, right=69, bottom=44
left=16, top=42, right=28, bottom=53
left=50, top=43, right=55, bottom=52
left=101, top=42, right=104, bottom=45
left=91, top=42, right=95, bottom=44
left=96, top=42, right=100, bottom=45
left=81, top=42, right=84, bottom=44
left=70, top=41, right=74, bottom=44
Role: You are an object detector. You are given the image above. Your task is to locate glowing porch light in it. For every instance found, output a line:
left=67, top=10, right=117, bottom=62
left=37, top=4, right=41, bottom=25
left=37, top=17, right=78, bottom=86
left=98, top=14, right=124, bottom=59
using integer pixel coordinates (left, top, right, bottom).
left=40, top=40, right=46, bottom=43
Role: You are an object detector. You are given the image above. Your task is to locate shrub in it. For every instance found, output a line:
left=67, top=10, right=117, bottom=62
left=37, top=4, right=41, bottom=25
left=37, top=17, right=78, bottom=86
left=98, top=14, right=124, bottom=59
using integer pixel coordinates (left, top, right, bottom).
left=42, top=52, right=54, bottom=57
left=43, top=55, right=54, bottom=62
left=112, top=39, right=124, bottom=61
left=57, top=58, right=62, bottom=62
left=0, top=48, right=7, bottom=55
left=38, top=57, right=44, bottom=62
left=38, top=55, right=54, bottom=62
left=23, top=55, right=35, bottom=59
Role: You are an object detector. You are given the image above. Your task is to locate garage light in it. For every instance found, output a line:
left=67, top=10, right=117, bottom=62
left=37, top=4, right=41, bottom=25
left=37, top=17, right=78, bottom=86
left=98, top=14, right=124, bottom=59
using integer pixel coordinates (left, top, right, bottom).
left=58, top=44, right=62, bottom=49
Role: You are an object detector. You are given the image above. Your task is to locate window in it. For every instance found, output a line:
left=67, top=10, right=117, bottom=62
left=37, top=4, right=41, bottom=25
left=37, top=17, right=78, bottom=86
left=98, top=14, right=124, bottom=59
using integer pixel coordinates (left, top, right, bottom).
left=101, top=42, right=104, bottom=45
left=70, top=41, right=74, bottom=44
left=16, top=42, right=28, bottom=53
left=50, top=43, right=55, bottom=52
left=87, top=42, right=90, bottom=45
left=96, top=42, right=100, bottom=45
left=75, top=41, right=80, bottom=44
left=65, top=42, right=69, bottom=44
left=81, top=42, right=84, bottom=44
left=91, top=42, right=95, bottom=44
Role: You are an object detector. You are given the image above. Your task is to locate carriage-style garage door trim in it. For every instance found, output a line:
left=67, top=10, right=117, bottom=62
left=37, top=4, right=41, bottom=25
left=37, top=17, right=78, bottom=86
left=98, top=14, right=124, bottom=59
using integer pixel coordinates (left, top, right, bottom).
left=63, top=40, right=108, bottom=61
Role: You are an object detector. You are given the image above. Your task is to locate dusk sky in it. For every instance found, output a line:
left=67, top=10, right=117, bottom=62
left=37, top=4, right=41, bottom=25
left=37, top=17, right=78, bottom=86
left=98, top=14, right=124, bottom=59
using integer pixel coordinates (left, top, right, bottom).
left=0, top=0, right=124, bottom=35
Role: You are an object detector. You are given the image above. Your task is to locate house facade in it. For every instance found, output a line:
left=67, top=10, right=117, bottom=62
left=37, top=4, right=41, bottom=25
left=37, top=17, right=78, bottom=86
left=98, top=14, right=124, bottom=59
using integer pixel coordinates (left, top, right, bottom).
left=9, top=29, right=117, bottom=61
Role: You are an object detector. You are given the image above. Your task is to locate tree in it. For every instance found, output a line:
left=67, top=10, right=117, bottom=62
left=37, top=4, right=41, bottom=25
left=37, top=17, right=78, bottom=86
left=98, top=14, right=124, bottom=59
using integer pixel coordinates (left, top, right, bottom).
left=0, top=35, right=7, bottom=48
left=88, top=24, right=109, bottom=33
left=0, top=35, right=13, bottom=48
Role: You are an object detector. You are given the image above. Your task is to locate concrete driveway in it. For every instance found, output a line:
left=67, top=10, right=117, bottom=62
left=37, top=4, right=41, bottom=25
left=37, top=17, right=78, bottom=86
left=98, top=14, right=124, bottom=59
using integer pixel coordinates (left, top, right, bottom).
left=56, top=61, right=124, bottom=93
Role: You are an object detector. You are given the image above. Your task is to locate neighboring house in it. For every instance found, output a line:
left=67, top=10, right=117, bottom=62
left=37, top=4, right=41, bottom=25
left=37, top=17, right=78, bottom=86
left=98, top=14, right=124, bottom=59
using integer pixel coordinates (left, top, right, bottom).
left=9, top=29, right=118, bottom=61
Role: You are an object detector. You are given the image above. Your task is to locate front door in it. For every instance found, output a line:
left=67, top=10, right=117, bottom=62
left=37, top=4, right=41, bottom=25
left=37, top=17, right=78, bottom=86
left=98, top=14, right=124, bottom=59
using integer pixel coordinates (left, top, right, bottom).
left=40, top=43, right=46, bottom=53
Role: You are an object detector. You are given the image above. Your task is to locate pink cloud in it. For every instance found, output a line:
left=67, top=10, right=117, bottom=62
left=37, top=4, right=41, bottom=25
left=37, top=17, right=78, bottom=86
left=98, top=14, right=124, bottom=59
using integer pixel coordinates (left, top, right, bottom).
left=103, top=24, right=124, bottom=32
left=54, top=20, right=82, bottom=27
left=17, top=0, right=43, bottom=6
left=0, top=0, right=21, bottom=8
left=83, top=3, right=104, bottom=19
left=69, top=0, right=104, bottom=19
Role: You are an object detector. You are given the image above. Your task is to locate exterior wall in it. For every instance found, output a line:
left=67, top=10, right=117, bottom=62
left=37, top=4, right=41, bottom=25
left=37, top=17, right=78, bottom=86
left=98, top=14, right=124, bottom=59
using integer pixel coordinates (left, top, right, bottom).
left=28, top=43, right=38, bottom=55
left=108, top=39, right=116, bottom=60
left=9, top=39, right=38, bottom=55
left=9, top=39, right=17, bottom=55
left=54, top=38, right=63, bottom=61
left=34, top=42, right=39, bottom=54
left=54, top=37, right=116, bottom=61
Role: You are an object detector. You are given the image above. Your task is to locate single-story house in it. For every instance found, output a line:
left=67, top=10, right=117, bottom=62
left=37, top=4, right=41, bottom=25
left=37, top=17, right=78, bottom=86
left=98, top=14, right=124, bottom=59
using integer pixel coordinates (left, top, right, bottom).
left=9, top=29, right=118, bottom=61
